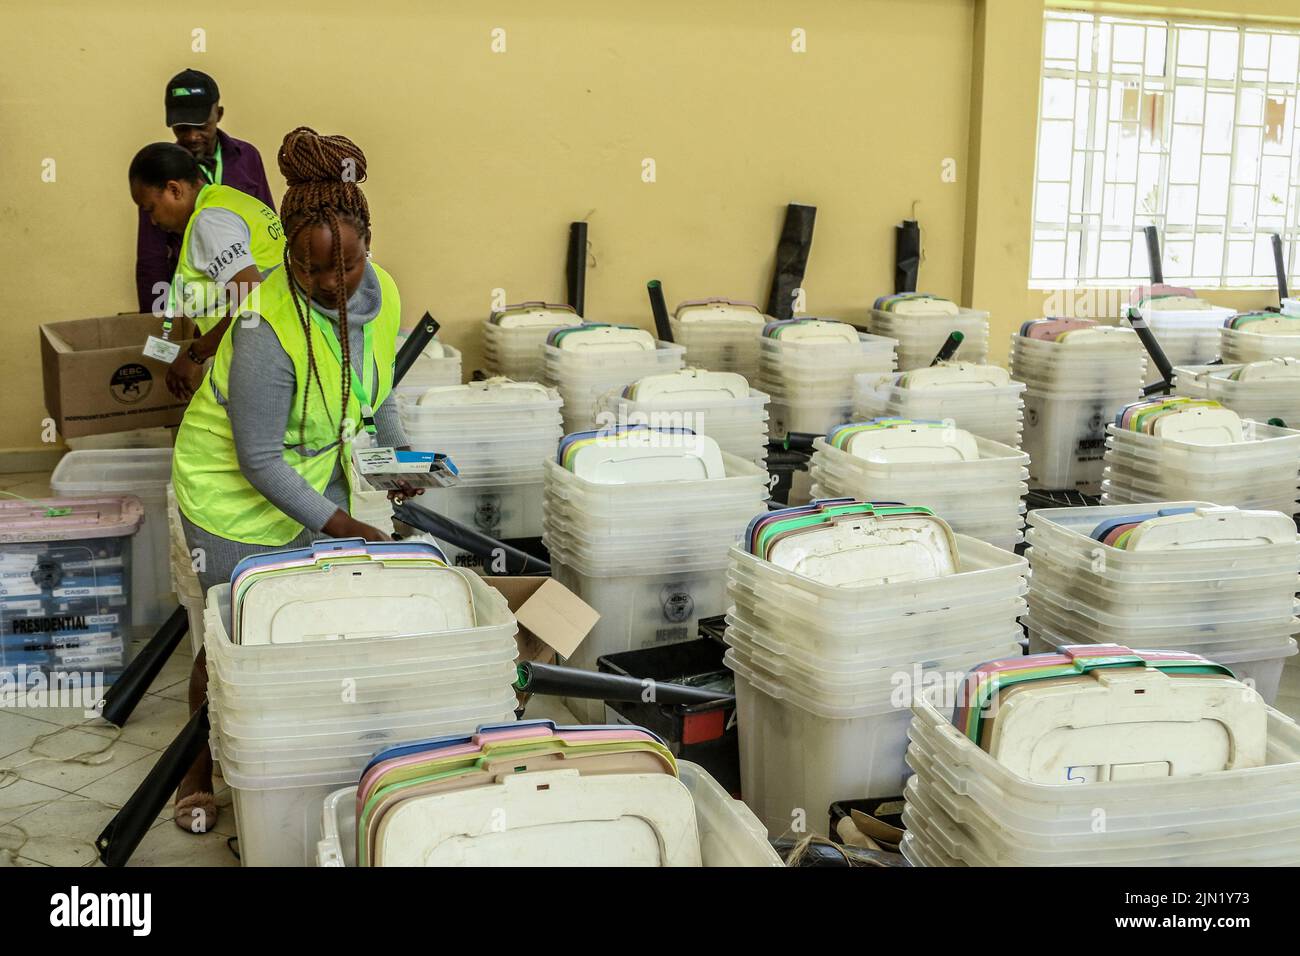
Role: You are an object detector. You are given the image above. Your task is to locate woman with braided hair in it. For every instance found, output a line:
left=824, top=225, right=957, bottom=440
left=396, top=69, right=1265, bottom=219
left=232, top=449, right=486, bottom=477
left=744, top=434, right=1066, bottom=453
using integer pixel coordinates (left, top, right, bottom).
left=168, top=127, right=421, bottom=831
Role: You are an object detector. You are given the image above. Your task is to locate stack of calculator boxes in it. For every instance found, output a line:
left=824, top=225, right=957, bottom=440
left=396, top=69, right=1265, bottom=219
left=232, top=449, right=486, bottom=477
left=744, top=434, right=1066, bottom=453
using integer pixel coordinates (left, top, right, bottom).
left=902, top=645, right=1300, bottom=866
left=724, top=501, right=1025, bottom=836
left=542, top=427, right=768, bottom=722
left=808, top=420, right=1028, bottom=551
left=853, top=363, right=1026, bottom=448
left=0, top=497, right=143, bottom=681
left=1010, top=320, right=1146, bottom=493
left=758, top=318, right=897, bottom=438
left=868, top=294, right=990, bottom=371
left=1102, top=397, right=1300, bottom=516
left=1023, top=502, right=1299, bottom=703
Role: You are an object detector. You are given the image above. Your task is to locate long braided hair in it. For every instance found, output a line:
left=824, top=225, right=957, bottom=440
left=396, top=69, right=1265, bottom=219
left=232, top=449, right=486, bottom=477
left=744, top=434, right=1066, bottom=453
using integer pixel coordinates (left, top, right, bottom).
left=276, top=126, right=372, bottom=448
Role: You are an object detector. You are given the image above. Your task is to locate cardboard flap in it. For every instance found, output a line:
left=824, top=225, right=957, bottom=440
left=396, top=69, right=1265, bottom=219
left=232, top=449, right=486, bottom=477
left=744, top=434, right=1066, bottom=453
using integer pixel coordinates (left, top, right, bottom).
left=486, top=576, right=599, bottom=660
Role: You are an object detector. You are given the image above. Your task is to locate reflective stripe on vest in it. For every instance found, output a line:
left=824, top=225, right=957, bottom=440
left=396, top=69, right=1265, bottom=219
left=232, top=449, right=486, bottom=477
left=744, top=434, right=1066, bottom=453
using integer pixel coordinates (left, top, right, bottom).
left=174, top=184, right=286, bottom=334
left=172, top=263, right=401, bottom=546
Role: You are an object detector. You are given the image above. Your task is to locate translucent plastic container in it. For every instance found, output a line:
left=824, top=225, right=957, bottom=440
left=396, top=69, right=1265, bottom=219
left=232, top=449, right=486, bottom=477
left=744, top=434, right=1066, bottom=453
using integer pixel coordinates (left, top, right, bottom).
left=202, top=574, right=519, bottom=679
left=391, top=342, right=462, bottom=400
left=766, top=396, right=855, bottom=439
left=725, top=536, right=1027, bottom=662
left=1221, top=326, right=1300, bottom=364
left=50, top=449, right=174, bottom=630
left=867, top=308, right=990, bottom=371
left=902, top=686, right=1300, bottom=866
left=542, top=453, right=767, bottom=518
left=552, top=559, right=728, bottom=721
left=218, top=705, right=517, bottom=867
left=596, top=388, right=769, bottom=467
left=853, top=372, right=1025, bottom=447
left=1022, top=388, right=1141, bottom=492
left=316, top=760, right=784, bottom=867
left=545, top=341, right=686, bottom=433
left=1175, top=362, right=1300, bottom=427
left=0, top=496, right=143, bottom=677
left=1026, top=618, right=1295, bottom=708
left=729, top=641, right=1014, bottom=837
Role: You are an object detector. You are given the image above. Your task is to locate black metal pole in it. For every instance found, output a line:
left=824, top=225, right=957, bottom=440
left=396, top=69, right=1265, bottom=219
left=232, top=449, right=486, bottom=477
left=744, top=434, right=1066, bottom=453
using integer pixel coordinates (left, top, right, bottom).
left=647, top=280, right=674, bottom=343
left=566, top=222, right=588, bottom=317
left=1144, top=225, right=1164, bottom=285
left=930, top=330, right=965, bottom=365
left=96, top=606, right=189, bottom=727
left=1273, top=234, right=1289, bottom=302
left=1127, top=308, right=1175, bottom=395
left=394, top=312, right=440, bottom=386
left=96, top=702, right=210, bottom=867
left=394, top=499, right=550, bottom=575
left=766, top=203, right=817, bottom=319
left=516, top=661, right=734, bottom=706
left=895, top=219, right=921, bottom=294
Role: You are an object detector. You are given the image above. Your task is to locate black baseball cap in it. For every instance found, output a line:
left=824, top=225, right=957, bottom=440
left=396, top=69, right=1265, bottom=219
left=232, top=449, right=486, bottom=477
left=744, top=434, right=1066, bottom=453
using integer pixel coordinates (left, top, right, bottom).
left=164, top=69, right=219, bottom=127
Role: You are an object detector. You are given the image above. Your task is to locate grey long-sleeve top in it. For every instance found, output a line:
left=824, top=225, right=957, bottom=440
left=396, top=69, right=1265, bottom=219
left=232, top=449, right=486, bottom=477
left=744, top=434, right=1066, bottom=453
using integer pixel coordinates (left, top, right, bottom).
left=225, top=262, right=407, bottom=532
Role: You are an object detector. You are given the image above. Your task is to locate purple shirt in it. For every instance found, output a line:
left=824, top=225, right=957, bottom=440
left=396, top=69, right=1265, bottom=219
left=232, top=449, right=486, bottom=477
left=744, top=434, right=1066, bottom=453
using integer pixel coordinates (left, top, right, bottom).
left=134, top=128, right=276, bottom=313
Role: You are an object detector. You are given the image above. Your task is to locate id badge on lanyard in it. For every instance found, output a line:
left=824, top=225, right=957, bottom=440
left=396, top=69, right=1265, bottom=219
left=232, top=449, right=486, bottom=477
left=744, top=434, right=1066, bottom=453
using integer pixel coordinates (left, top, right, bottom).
left=143, top=271, right=185, bottom=363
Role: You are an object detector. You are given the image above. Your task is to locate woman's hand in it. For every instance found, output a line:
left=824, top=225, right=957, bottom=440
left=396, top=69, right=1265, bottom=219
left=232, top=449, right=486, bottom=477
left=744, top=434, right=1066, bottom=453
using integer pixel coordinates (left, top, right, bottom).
left=386, top=481, right=425, bottom=502
left=166, top=352, right=204, bottom=401
left=323, top=509, right=391, bottom=542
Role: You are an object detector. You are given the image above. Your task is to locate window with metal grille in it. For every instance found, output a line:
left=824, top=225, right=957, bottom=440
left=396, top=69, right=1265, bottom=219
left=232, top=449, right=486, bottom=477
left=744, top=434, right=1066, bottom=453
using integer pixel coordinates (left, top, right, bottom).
left=1031, top=10, right=1300, bottom=290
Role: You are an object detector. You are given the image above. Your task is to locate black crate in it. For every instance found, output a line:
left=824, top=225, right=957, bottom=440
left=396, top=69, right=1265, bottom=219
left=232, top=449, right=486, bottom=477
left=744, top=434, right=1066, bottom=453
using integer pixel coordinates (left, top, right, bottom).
left=596, top=638, right=739, bottom=794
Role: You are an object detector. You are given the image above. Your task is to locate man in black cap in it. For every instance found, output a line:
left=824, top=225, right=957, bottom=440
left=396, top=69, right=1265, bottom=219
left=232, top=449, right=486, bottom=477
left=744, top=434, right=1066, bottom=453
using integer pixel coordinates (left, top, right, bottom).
left=134, top=69, right=275, bottom=313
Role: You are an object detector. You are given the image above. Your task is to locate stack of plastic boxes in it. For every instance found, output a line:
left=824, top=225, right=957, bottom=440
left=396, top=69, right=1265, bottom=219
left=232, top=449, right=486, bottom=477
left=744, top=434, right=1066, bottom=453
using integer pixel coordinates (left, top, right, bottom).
left=808, top=430, right=1029, bottom=551
left=724, top=518, right=1026, bottom=837
left=542, top=435, right=768, bottom=722
left=482, top=302, right=582, bottom=382
left=868, top=296, right=990, bottom=371
left=544, top=326, right=685, bottom=434
left=391, top=335, right=462, bottom=400
left=1221, top=312, right=1300, bottom=364
left=1023, top=502, right=1299, bottom=702
left=758, top=319, right=897, bottom=438
left=1133, top=299, right=1234, bottom=384
left=399, top=380, right=564, bottom=568
left=50, top=449, right=175, bottom=633
left=901, top=683, right=1300, bottom=866
left=0, top=497, right=143, bottom=681
left=595, top=369, right=770, bottom=468
left=667, top=298, right=767, bottom=382
left=1101, top=405, right=1300, bottom=516
left=1010, top=328, right=1146, bottom=492
left=852, top=366, right=1026, bottom=448
left=202, top=547, right=519, bottom=866
left=1174, top=359, right=1300, bottom=427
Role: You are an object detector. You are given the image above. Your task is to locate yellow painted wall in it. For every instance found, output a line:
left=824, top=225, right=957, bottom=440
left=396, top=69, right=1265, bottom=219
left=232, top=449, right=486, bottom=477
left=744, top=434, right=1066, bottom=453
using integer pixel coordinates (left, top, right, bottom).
left=4, top=0, right=1295, bottom=454
left=0, top=0, right=976, bottom=452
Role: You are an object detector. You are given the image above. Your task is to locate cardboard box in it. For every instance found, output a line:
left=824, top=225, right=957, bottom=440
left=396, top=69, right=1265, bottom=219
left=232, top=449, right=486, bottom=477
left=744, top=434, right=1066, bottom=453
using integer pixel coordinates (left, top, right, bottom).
left=41, top=314, right=198, bottom=439
left=484, top=576, right=600, bottom=707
